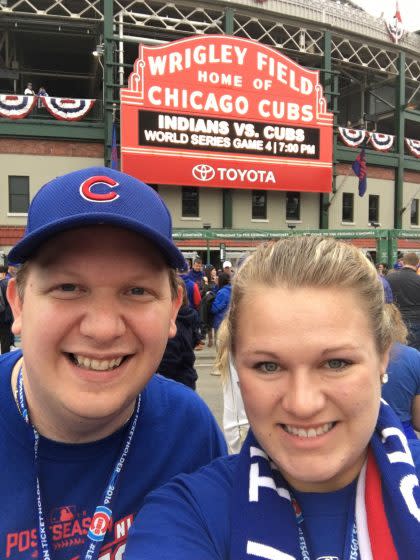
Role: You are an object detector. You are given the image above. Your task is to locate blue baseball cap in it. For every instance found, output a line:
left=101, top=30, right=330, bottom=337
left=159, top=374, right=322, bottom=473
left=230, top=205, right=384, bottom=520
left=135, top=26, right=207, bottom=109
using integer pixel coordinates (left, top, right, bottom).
left=8, top=166, right=186, bottom=269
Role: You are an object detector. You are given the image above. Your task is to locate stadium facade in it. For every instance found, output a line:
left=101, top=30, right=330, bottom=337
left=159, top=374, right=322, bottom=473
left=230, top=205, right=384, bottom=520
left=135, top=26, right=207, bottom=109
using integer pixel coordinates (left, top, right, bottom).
left=0, top=0, right=419, bottom=266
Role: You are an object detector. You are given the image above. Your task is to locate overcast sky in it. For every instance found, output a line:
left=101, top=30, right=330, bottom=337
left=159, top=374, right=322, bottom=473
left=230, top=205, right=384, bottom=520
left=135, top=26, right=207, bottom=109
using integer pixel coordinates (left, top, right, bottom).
left=350, top=1, right=420, bottom=32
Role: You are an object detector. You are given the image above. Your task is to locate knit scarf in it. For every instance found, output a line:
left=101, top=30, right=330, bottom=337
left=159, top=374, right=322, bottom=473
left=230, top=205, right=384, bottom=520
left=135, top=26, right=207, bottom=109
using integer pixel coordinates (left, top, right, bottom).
left=230, top=401, right=420, bottom=559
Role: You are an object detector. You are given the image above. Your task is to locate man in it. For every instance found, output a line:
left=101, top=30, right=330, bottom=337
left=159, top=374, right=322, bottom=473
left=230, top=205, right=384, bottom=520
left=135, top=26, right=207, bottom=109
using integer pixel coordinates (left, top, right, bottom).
left=387, top=252, right=420, bottom=350
left=186, top=257, right=207, bottom=349
left=0, top=167, right=226, bottom=559
left=187, top=257, right=204, bottom=289
left=222, top=260, right=233, bottom=277
left=0, top=265, right=17, bottom=353
left=24, top=82, right=35, bottom=95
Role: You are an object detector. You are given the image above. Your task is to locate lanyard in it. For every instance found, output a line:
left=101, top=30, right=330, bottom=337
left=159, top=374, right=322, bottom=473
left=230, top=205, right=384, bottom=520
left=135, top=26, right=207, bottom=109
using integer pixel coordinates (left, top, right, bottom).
left=16, top=367, right=141, bottom=560
left=290, top=488, right=360, bottom=560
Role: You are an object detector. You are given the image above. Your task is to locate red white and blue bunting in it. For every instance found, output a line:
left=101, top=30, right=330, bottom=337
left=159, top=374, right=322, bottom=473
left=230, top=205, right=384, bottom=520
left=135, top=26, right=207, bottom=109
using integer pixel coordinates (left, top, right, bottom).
left=338, top=127, right=366, bottom=147
left=405, top=138, right=420, bottom=159
left=0, top=95, right=94, bottom=121
left=41, top=97, right=95, bottom=121
left=369, top=132, right=394, bottom=152
left=0, top=94, right=37, bottom=119
left=338, top=127, right=420, bottom=157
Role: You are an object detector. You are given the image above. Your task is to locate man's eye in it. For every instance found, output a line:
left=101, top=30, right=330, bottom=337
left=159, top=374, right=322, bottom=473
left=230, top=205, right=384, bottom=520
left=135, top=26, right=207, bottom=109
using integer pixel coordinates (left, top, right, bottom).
left=129, top=287, right=145, bottom=296
left=59, top=284, right=77, bottom=292
left=325, top=359, right=351, bottom=370
left=257, top=362, right=279, bottom=374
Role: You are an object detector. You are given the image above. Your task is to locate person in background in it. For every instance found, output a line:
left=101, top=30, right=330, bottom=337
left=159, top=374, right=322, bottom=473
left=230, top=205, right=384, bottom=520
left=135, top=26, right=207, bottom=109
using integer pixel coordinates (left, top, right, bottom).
left=222, top=260, right=233, bottom=277
left=187, top=257, right=208, bottom=348
left=179, top=265, right=202, bottom=311
left=157, top=277, right=201, bottom=390
left=187, top=257, right=205, bottom=289
left=179, top=265, right=204, bottom=351
left=200, top=266, right=218, bottom=348
left=24, top=82, right=35, bottom=95
left=0, top=265, right=17, bottom=354
left=215, top=317, right=249, bottom=453
left=376, top=262, right=389, bottom=276
left=382, top=303, right=420, bottom=439
left=211, top=272, right=231, bottom=333
left=0, top=265, right=7, bottom=280
left=37, top=86, right=48, bottom=108
left=0, top=167, right=226, bottom=559
left=387, top=252, right=420, bottom=350
left=125, top=236, right=420, bottom=560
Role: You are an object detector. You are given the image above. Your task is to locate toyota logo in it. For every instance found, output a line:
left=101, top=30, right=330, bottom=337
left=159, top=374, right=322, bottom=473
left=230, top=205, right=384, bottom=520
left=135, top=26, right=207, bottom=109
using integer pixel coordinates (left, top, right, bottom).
left=192, top=164, right=216, bottom=182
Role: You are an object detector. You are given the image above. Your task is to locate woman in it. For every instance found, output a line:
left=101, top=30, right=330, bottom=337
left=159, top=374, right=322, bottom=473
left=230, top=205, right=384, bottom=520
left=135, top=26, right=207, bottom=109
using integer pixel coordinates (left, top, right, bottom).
left=125, top=236, right=420, bottom=559
left=200, top=266, right=219, bottom=347
left=215, top=318, right=249, bottom=453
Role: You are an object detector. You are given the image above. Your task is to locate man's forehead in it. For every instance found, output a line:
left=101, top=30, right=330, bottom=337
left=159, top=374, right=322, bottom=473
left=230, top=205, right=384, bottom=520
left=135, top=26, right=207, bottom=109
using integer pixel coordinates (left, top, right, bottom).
left=31, top=225, right=168, bottom=266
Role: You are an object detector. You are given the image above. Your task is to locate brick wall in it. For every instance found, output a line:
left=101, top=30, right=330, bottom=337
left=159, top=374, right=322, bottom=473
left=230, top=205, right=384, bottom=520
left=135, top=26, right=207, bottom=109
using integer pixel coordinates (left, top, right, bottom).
left=336, top=163, right=420, bottom=183
left=0, top=138, right=103, bottom=158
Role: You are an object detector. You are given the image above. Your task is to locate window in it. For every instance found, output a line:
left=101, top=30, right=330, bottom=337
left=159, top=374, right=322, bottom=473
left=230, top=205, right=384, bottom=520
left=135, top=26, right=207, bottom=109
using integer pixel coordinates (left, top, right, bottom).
left=182, top=187, right=199, bottom=217
left=368, top=195, right=379, bottom=223
left=411, top=199, right=419, bottom=226
left=342, top=192, right=354, bottom=222
left=9, top=176, right=30, bottom=213
left=286, top=192, right=300, bottom=220
left=252, top=190, right=267, bottom=219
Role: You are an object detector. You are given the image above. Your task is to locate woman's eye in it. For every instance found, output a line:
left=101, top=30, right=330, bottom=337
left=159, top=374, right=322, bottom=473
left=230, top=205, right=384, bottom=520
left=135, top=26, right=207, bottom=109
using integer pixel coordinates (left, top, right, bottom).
left=257, top=362, right=279, bottom=374
left=325, top=359, right=351, bottom=370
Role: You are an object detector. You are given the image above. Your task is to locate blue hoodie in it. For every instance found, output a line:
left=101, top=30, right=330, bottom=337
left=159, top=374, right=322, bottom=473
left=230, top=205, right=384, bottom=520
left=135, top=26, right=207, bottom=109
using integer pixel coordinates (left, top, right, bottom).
left=211, top=284, right=232, bottom=330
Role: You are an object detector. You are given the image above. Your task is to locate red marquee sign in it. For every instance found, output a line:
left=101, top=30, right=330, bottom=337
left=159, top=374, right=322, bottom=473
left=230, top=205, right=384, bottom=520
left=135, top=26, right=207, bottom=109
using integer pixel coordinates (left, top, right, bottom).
left=121, top=35, right=333, bottom=192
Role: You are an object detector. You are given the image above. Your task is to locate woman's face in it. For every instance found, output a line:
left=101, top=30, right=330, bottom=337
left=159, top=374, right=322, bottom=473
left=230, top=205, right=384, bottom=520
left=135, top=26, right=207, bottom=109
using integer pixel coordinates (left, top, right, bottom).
left=234, top=284, right=389, bottom=492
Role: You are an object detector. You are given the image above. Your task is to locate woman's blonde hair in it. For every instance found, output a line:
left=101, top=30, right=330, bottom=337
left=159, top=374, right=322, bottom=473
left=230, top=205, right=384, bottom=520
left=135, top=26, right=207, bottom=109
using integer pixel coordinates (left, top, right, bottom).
left=218, top=236, right=398, bottom=368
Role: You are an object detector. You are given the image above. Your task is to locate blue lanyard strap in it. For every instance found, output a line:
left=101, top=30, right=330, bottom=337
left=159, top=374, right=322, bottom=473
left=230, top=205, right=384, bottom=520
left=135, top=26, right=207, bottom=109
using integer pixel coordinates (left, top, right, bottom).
left=17, top=366, right=141, bottom=560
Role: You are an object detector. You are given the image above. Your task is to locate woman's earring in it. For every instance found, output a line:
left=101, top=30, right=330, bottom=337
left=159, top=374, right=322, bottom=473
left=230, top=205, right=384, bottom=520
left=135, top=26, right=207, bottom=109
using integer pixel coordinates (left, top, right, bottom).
left=381, top=372, right=389, bottom=384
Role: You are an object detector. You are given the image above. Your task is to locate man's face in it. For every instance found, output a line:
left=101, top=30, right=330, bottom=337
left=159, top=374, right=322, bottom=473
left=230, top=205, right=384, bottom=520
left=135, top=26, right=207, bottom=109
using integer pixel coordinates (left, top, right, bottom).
left=8, top=225, right=181, bottom=443
left=192, top=261, right=202, bottom=272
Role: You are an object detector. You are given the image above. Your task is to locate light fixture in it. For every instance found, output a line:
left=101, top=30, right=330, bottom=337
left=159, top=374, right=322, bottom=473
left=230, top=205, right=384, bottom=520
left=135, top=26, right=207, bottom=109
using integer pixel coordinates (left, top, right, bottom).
left=92, top=44, right=104, bottom=57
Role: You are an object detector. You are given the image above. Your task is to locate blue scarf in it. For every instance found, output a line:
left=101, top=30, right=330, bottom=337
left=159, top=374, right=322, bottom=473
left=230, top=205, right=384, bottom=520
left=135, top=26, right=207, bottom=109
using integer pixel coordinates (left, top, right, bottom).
left=230, top=401, right=420, bottom=559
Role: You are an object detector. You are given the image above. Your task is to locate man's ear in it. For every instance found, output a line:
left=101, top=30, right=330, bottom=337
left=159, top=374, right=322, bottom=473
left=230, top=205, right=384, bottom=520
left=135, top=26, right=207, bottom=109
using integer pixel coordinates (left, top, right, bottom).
left=7, top=278, right=23, bottom=335
left=168, top=285, right=183, bottom=339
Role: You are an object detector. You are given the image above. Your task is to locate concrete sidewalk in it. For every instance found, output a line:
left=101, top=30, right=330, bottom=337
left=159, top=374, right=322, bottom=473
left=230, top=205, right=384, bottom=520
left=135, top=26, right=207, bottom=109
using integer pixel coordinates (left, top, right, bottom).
left=195, top=344, right=224, bottom=428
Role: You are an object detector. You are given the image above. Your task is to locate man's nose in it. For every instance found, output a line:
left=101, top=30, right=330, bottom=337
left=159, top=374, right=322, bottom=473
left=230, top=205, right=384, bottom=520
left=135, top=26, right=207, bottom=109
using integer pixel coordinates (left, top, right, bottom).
left=79, top=299, right=126, bottom=342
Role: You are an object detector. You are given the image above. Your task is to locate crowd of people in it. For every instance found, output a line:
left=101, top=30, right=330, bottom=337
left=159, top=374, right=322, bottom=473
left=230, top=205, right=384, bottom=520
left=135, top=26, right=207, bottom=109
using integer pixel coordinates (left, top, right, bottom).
left=0, top=165, right=419, bottom=559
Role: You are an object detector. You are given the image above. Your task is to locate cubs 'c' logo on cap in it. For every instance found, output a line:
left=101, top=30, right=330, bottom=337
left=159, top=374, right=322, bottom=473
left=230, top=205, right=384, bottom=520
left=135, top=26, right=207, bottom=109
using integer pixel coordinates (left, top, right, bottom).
left=79, top=175, right=120, bottom=203
left=87, top=506, right=112, bottom=542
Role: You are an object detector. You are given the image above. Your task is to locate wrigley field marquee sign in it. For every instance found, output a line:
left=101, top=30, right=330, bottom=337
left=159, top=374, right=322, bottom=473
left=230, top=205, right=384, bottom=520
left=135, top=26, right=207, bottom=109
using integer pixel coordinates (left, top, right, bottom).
left=121, top=35, right=333, bottom=191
